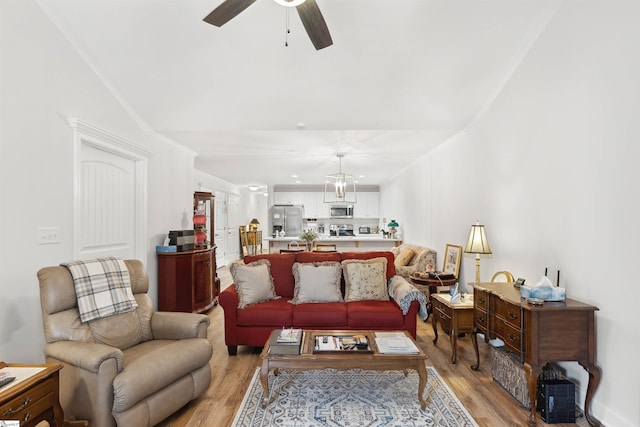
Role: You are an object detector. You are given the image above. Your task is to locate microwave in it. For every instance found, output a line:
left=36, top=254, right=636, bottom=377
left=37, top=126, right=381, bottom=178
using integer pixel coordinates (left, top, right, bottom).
left=330, top=205, right=354, bottom=219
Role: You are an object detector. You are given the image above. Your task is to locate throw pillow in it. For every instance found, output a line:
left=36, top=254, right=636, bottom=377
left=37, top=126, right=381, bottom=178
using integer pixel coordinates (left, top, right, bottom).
left=394, top=248, right=415, bottom=268
left=230, top=259, right=277, bottom=309
left=290, top=262, right=343, bottom=304
left=342, top=257, right=389, bottom=302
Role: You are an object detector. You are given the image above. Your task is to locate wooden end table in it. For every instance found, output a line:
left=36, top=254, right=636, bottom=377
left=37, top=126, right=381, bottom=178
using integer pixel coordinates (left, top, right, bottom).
left=409, top=274, right=457, bottom=316
left=431, top=293, right=474, bottom=364
left=259, top=329, right=428, bottom=410
left=0, top=361, right=64, bottom=427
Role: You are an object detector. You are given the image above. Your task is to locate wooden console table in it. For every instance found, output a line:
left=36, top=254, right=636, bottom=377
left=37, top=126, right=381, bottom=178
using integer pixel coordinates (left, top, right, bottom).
left=0, top=362, right=64, bottom=427
left=470, top=282, right=601, bottom=426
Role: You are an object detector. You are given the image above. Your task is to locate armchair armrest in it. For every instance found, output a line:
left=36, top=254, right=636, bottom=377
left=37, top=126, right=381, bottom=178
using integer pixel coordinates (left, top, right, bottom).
left=45, top=341, right=124, bottom=373
left=151, top=311, right=210, bottom=339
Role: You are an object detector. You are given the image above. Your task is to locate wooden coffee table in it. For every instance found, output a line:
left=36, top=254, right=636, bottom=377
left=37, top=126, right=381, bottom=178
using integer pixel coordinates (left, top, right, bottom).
left=259, top=329, right=428, bottom=409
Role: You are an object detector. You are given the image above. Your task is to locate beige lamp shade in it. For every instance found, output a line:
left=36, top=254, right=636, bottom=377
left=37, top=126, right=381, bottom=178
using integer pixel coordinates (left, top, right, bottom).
left=464, top=221, right=492, bottom=284
left=464, top=222, right=492, bottom=255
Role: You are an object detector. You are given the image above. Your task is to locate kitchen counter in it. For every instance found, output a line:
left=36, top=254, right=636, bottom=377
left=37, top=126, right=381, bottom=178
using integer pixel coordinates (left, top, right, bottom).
left=265, top=235, right=402, bottom=253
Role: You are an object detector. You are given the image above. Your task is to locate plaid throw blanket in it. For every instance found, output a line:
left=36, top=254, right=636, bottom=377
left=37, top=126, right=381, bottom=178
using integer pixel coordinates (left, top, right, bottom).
left=388, top=275, right=429, bottom=321
left=61, top=257, right=138, bottom=323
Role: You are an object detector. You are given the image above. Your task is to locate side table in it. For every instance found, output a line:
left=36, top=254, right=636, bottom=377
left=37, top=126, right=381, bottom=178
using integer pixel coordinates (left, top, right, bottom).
left=409, top=274, right=457, bottom=316
left=431, top=293, right=474, bottom=364
left=0, top=361, right=64, bottom=427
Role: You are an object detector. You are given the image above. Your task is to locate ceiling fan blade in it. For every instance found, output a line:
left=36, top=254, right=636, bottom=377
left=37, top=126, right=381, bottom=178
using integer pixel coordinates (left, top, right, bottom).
left=296, top=0, right=333, bottom=50
left=203, top=0, right=257, bottom=27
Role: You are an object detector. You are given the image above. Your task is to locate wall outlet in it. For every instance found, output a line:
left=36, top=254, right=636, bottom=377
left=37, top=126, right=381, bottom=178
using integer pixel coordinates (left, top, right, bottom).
left=38, top=227, right=60, bottom=244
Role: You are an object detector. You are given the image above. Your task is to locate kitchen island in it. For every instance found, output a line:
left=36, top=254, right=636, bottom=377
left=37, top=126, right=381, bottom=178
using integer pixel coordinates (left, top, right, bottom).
left=265, top=236, right=402, bottom=253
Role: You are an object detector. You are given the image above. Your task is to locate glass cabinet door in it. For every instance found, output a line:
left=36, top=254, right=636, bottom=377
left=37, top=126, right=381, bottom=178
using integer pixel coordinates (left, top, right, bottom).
left=193, top=191, right=214, bottom=249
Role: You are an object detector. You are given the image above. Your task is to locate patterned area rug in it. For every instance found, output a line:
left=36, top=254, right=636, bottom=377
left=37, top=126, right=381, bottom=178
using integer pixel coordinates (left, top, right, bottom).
left=231, top=367, right=478, bottom=426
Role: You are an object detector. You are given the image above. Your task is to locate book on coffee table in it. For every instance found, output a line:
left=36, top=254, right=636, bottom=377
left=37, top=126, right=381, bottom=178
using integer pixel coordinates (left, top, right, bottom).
left=374, top=332, right=420, bottom=354
left=269, top=330, right=303, bottom=355
left=277, top=328, right=302, bottom=343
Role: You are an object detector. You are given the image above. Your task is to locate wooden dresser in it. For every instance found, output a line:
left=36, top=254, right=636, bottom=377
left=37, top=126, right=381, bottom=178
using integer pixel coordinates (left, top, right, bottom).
left=157, top=247, right=219, bottom=313
left=471, top=282, right=601, bottom=426
left=0, top=362, right=64, bottom=427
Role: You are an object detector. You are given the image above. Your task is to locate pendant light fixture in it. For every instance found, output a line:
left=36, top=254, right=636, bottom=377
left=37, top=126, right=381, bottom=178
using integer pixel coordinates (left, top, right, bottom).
left=324, top=154, right=357, bottom=204
left=273, top=0, right=306, bottom=6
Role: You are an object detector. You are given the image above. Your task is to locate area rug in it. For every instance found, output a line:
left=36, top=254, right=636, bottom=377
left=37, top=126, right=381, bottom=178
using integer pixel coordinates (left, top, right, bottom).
left=231, top=367, right=478, bottom=426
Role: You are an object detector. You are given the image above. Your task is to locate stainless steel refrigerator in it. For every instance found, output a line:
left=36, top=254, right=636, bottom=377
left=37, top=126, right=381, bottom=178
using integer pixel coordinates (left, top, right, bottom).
left=272, top=205, right=304, bottom=237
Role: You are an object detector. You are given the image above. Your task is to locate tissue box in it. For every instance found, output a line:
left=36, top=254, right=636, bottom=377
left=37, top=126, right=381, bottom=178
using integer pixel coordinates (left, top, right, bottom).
left=520, top=286, right=566, bottom=301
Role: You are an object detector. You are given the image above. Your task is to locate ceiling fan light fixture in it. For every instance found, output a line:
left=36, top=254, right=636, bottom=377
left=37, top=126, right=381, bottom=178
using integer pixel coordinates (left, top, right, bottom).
left=273, top=0, right=306, bottom=7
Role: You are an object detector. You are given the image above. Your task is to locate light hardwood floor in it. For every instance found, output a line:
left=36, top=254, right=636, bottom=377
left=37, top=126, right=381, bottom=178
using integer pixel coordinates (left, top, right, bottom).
left=158, top=267, right=589, bottom=427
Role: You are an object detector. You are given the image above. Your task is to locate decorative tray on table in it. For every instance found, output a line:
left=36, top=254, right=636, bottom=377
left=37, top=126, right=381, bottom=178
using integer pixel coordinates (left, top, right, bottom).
left=313, top=334, right=373, bottom=354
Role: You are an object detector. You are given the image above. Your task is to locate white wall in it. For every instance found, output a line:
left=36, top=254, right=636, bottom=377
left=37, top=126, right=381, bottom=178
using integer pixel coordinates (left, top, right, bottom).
left=381, top=2, right=639, bottom=426
left=0, top=0, right=197, bottom=362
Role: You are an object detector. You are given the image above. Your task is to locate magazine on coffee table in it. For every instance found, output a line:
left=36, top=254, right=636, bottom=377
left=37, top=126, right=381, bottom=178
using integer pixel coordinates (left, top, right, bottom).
left=374, top=332, right=420, bottom=354
left=313, top=334, right=373, bottom=354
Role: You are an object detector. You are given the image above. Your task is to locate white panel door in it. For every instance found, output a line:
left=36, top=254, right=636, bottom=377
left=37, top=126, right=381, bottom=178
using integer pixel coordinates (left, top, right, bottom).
left=69, top=118, right=150, bottom=263
left=214, top=190, right=228, bottom=267
left=77, top=143, right=137, bottom=259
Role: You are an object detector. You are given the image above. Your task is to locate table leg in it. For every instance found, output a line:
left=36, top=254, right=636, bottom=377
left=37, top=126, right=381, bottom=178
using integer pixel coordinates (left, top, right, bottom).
left=259, top=362, right=270, bottom=408
left=470, top=330, right=480, bottom=371
left=524, top=362, right=541, bottom=426
left=579, top=361, right=602, bottom=426
left=450, top=324, right=458, bottom=364
left=432, top=309, right=439, bottom=345
left=416, top=362, right=428, bottom=410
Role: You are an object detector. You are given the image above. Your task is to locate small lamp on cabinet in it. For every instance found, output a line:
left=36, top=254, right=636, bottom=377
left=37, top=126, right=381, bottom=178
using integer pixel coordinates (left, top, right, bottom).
left=464, top=221, right=492, bottom=284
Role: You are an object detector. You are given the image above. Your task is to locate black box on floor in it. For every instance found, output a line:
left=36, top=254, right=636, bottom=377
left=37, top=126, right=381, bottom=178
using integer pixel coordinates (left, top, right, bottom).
left=538, top=379, right=576, bottom=424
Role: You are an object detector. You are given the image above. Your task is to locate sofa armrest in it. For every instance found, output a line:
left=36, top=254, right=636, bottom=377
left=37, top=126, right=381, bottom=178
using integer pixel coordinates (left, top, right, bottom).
left=218, top=286, right=240, bottom=346
left=45, top=341, right=124, bottom=373
left=151, top=312, right=210, bottom=340
left=388, top=275, right=429, bottom=320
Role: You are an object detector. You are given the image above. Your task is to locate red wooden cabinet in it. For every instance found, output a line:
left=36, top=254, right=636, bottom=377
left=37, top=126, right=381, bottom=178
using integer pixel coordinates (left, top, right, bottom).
left=157, top=247, right=218, bottom=313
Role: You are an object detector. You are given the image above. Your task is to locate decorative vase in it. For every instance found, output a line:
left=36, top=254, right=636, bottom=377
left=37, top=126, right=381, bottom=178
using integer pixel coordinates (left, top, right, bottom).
left=306, top=241, right=312, bottom=251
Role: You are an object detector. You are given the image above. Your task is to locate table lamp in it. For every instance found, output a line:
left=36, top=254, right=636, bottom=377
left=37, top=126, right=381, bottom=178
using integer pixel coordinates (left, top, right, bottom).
left=464, top=221, right=492, bottom=284
left=249, top=218, right=260, bottom=231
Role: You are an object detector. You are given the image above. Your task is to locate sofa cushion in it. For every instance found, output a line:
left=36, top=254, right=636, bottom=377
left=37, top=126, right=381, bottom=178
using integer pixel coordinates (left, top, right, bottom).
left=230, top=259, right=277, bottom=309
left=394, top=247, right=415, bottom=267
left=291, top=261, right=343, bottom=304
left=292, top=302, right=348, bottom=327
left=347, top=301, right=404, bottom=329
left=236, top=298, right=293, bottom=327
left=342, top=257, right=389, bottom=302
left=244, top=253, right=297, bottom=298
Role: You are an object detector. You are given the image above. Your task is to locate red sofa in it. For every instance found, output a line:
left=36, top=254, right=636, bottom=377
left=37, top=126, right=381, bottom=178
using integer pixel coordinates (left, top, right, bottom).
left=219, top=251, right=420, bottom=355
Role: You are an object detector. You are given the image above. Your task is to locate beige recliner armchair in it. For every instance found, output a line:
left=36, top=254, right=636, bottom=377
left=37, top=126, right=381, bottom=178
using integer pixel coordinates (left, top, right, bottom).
left=38, top=259, right=213, bottom=427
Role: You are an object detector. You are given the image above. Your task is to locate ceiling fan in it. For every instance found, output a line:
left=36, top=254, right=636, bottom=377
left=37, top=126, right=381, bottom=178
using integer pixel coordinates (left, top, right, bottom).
left=203, top=0, right=333, bottom=50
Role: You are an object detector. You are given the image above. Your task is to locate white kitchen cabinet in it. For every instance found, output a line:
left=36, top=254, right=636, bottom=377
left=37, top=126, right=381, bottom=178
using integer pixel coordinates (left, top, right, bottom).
left=355, top=192, right=380, bottom=218
left=303, top=192, right=319, bottom=218
left=273, top=192, right=304, bottom=205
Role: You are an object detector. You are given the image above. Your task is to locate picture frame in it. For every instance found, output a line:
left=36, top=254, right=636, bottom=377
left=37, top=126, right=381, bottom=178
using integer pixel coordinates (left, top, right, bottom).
left=443, top=244, right=463, bottom=278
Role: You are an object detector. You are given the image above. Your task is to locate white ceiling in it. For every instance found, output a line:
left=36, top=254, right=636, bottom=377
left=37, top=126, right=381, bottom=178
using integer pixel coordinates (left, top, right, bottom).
left=38, top=0, right=558, bottom=189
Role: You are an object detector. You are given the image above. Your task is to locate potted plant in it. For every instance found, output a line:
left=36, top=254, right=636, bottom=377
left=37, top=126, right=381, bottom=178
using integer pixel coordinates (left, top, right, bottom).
left=299, top=229, right=319, bottom=251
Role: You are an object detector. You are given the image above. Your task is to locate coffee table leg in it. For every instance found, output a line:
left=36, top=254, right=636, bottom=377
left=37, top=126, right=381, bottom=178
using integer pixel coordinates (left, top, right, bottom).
left=259, top=362, right=270, bottom=408
left=417, top=362, right=428, bottom=410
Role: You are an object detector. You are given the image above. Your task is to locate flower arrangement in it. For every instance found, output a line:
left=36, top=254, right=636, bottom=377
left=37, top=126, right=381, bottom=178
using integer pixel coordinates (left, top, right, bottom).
left=299, top=229, right=319, bottom=242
